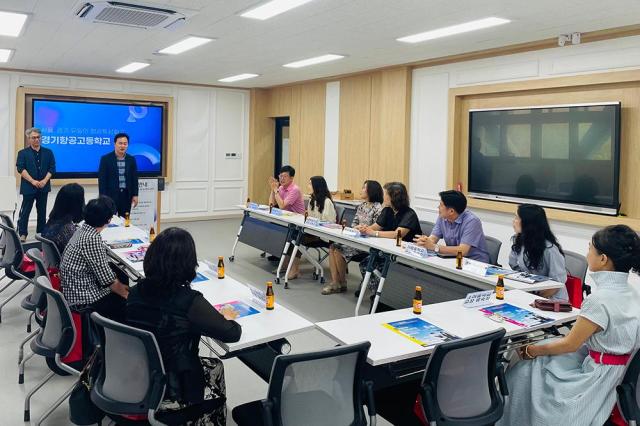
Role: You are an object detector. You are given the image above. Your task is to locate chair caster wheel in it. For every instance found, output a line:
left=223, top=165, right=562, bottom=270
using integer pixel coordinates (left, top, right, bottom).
left=320, top=277, right=326, bottom=284
left=312, top=272, right=319, bottom=280
left=228, top=256, right=235, bottom=262
left=275, top=277, right=281, bottom=285
left=24, top=410, right=30, bottom=421
left=18, top=374, right=24, bottom=384
left=284, top=282, right=289, bottom=289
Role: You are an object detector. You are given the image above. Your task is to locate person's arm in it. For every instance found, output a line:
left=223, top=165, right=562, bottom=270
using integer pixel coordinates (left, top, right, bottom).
left=415, top=218, right=442, bottom=247
left=508, top=247, right=521, bottom=271
left=525, top=316, right=600, bottom=357
left=429, top=218, right=482, bottom=256
left=44, top=149, right=55, bottom=185
left=187, top=295, right=242, bottom=342
left=321, top=200, right=337, bottom=222
left=97, top=156, right=107, bottom=195
left=129, top=156, right=139, bottom=207
left=83, top=234, right=125, bottom=297
left=16, top=151, right=36, bottom=187
left=538, top=245, right=568, bottom=299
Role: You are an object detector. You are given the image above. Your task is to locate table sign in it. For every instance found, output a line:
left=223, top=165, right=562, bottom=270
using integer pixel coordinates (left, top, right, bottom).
left=462, top=290, right=494, bottom=308
left=247, top=202, right=260, bottom=210
left=305, top=217, right=321, bottom=227
left=271, top=208, right=284, bottom=216
left=462, top=258, right=489, bottom=276
left=343, top=227, right=360, bottom=237
left=249, top=285, right=268, bottom=309
left=404, top=242, right=433, bottom=259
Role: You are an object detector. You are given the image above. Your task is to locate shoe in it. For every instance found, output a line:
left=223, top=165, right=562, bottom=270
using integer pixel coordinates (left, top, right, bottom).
left=20, top=235, right=27, bottom=243
left=354, top=289, right=361, bottom=298
left=321, top=283, right=347, bottom=295
left=267, top=255, right=280, bottom=262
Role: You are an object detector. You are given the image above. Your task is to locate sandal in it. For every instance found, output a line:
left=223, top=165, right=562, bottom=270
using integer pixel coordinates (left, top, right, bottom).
left=322, top=282, right=346, bottom=295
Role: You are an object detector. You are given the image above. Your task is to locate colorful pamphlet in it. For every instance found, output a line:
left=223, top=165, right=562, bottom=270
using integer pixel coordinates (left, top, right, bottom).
left=213, top=300, right=260, bottom=318
left=507, top=272, right=549, bottom=283
left=382, top=318, right=458, bottom=347
left=485, top=266, right=514, bottom=277
left=125, top=246, right=148, bottom=263
left=191, top=272, right=210, bottom=283
left=479, top=303, right=553, bottom=328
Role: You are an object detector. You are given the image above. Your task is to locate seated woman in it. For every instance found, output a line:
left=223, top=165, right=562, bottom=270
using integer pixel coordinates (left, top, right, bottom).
left=356, top=182, right=422, bottom=294
left=285, top=175, right=336, bottom=279
left=510, top=204, right=568, bottom=300
left=60, top=196, right=129, bottom=322
left=322, top=180, right=383, bottom=295
left=126, top=227, right=241, bottom=426
left=40, top=183, right=85, bottom=254
left=500, top=225, right=640, bottom=426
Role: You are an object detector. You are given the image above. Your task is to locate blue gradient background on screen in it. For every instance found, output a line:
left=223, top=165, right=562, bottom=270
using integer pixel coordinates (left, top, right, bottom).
left=33, top=100, right=163, bottom=174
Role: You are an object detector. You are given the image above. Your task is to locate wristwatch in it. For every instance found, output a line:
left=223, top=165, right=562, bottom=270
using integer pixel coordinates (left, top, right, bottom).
left=375, top=231, right=379, bottom=238
left=434, top=245, right=440, bottom=253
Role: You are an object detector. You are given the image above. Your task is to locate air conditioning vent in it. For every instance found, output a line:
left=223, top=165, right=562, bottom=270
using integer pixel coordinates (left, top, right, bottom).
left=74, top=1, right=188, bottom=29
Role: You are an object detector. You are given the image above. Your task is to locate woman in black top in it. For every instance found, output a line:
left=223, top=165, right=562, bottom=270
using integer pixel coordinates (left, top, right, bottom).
left=126, top=227, right=241, bottom=425
left=41, top=183, right=85, bottom=254
left=357, top=182, right=422, bottom=293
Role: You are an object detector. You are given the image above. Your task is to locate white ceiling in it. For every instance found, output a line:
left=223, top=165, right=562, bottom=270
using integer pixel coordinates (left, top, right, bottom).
left=1, top=0, right=639, bottom=88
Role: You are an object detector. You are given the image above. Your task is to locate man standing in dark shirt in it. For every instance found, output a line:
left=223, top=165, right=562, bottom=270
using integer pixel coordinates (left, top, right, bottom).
left=16, top=127, right=56, bottom=241
left=97, top=132, right=139, bottom=217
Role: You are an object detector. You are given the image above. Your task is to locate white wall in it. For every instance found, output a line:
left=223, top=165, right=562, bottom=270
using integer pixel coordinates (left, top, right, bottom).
left=410, top=35, right=640, bottom=268
left=0, top=71, right=249, bottom=224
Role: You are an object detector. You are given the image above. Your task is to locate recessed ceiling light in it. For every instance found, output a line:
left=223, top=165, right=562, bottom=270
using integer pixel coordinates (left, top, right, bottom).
left=116, top=62, right=150, bottom=73
left=397, top=17, right=510, bottom=43
left=158, top=36, right=214, bottom=55
left=241, top=0, right=314, bottom=20
left=283, top=54, right=344, bottom=68
left=0, top=48, right=14, bottom=63
left=0, top=11, right=28, bottom=37
left=218, top=73, right=259, bottom=83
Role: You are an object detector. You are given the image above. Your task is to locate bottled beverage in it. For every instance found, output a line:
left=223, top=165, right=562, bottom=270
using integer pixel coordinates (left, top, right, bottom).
left=413, top=285, right=422, bottom=315
left=149, top=226, right=156, bottom=242
left=304, top=210, right=309, bottom=223
left=217, top=256, right=225, bottom=279
left=266, top=281, right=275, bottom=310
left=269, top=203, right=273, bottom=214
left=496, top=274, right=505, bottom=300
left=396, top=229, right=402, bottom=247
left=246, top=197, right=250, bottom=207
left=341, top=219, right=347, bottom=232
left=124, top=212, right=130, bottom=227
left=456, top=251, right=463, bottom=270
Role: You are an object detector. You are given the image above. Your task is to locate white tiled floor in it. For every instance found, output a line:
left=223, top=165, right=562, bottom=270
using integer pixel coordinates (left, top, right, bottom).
left=0, top=218, right=391, bottom=425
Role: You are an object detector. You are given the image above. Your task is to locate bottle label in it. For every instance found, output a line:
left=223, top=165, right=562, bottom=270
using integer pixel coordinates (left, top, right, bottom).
left=496, top=286, right=504, bottom=299
left=218, top=267, right=224, bottom=279
left=413, top=299, right=422, bottom=313
left=266, top=295, right=275, bottom=309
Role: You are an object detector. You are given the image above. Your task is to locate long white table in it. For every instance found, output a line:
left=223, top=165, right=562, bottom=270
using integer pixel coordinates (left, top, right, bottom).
left=316, top=289, right=578, bottom=366
left=235, top=206, right=565, bottom=315
left=102, top=220, right=314, bottom=356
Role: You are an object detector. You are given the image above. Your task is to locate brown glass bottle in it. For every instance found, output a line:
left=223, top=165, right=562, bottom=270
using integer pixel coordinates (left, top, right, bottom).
left=496, top=275, right=505, bottom=300
left=217, top=256, right=225, bottom=279
left=456, top=251, right=463, bottom=269
left=266, top=281, right=275, bottom=310
left=396, top=230, right=402, bottom=247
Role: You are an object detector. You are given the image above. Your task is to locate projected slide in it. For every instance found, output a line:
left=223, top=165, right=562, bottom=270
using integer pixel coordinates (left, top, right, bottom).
left=33, top=99, right=164, bottom=176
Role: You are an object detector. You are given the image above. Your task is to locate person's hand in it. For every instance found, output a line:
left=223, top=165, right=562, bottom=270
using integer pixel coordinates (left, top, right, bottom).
left=110, top=280, right=130, bottom=299
left=269, top=179, right=279, bottom=192
left=33, top=180, right=42, bottom=188
left=219, top=305, right=239, bottom=320
left=355, top=224, right=368, bottom=235
left=414, top=235, right=435, bottom=250
left=132, top=196, right=139, bottom=208
left=519, top=345, right=536, bottom=360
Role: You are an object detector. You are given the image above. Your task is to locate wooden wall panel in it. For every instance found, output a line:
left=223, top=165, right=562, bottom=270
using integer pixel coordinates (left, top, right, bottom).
left=298, top=82, right=326, bottom=188
left=369, top=67, right=411, bottom=186
left=248, top=88, right=274, bottom=202
left=448, top=70, right=640, bottom=229
left=338, top=75, right=372, bottom=192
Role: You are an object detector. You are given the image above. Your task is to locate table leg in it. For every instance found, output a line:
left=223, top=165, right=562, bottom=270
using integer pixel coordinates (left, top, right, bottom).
left=355, top=249, right=379, bottom=317
left=229, top=211, right=248, bottom=262
left=284, top=228, right=303, bottom=289
left=275, top=226, right=295, bottom=285
left=370, top=254, right=392, bottom=314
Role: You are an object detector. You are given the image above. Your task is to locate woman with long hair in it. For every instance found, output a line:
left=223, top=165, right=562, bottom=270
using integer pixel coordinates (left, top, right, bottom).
left=510, top=204, right=567, bottom=300
left=41, top=183, right=85, bottom=253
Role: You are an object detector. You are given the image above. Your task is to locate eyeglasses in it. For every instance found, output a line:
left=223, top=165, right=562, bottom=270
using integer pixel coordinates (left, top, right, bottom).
left=30, top=136, right=41, bottom=139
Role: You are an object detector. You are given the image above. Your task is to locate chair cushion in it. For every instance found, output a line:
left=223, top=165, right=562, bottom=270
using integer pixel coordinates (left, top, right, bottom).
left=232, top=400, right=266, bottom=426
left=30, top=334, right=56, bottom=358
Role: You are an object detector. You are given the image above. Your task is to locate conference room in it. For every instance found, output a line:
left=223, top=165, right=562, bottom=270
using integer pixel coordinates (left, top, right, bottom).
left=2, top=1, right=640, bottom=425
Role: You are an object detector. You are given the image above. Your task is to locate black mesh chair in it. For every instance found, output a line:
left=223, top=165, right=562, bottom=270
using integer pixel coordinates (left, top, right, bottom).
left=23, top=276, right=81, bottom=425
left=484, top=236, right=503, bottom=266
left=340, top=207, right=357, bottom=228
left=564, top=250, right=590, bottom=296
left=617, top=350, right=640, bottom=426
left=90, top=312, right=168, bottom=425
left=36, top=234, right=62, bottom=271
left=418, top=328, right=507, bottom=426
left=420, top=220, right=435, bottom=237
left=232, top=341, right=376, bottom=426
left=18, top=248, right=50, bottom=366
left=0, top=219, right=36, bottom=323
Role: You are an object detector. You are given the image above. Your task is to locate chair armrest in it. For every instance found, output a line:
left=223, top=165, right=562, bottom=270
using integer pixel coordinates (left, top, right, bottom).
left=496, top=362, right=509, bottom=397
left=363, top=380, right=376, bottom=417
left=261, top=399, right=275, bottom=426
left=617, top=383, right=638, bottom=422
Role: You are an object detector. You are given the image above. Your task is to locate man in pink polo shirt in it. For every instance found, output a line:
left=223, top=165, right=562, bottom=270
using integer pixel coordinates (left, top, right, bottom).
left=268, top=165, right=305, bottom=214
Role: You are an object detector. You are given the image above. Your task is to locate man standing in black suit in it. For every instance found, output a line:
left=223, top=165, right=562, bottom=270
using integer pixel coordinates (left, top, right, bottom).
left=16, top=127, right=56, bottom=241
left=98, top=132, right=139, bottom=217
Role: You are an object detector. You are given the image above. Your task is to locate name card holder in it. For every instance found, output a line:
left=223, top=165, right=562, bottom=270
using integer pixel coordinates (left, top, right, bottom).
left=305, top=217, right=321, bottom=227
left=249, top=286, right=267, bottom=309
left=247, top=202, right=260, bottom=210
left=462, top=258, right=489, bottom=276
left=343, top=227, right=360, bottom=237
left=271, top=208, right=284, bottom=216
left=404, top=242, right=433, bottom=259
left=463, top=290, right=494, bottom=308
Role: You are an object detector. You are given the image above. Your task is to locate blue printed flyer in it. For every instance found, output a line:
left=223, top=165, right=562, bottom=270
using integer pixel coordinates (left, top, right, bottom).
left=383, top=318, right=458, bottom=347
left=214, top=300, right=260, bottom=318
left=480, top=303, right=553, bottom=328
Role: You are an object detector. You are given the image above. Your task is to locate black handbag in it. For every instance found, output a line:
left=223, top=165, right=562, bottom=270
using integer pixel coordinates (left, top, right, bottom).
left=69, top=349, right=104, bottom=425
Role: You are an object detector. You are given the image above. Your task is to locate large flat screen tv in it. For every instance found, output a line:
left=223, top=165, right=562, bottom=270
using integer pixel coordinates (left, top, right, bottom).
left=28, top=97, right=167, bottom=179
left=468, top=102, right=621, bottom=215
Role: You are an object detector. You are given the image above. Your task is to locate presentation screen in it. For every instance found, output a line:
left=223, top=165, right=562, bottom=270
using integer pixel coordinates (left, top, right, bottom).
left=468, top=102, right=621, bottom=215
left=31, top=98, right=165, bottom=178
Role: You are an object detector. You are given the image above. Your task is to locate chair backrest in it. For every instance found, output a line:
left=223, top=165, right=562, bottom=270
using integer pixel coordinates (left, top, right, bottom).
left=0, top=213, right=14, bottom=229
left=341, top=207, right=357, bottom=227
left=304, top=198, right=309, bottom=209
left=564, top=250, right=588, bottom=283
left=25, top=248, right=50, bottom=308
left=90, top=312, right=166, bottom=417
left=266, top=341, right=371, bottom=426
left=420, top=220, right=435, bottom=237
left=334, top=203, right=345, bottom=225
left=617, top=350, right=640, bottom=424
left=420, top=328, right=506, bottom=425
left=484, top=236, right=502, bottom=266
left=0, top=221, right=24, bottom=270
left=33, top=276, right=76, bottom=356
left=35, top=234, right=62, bottom=270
